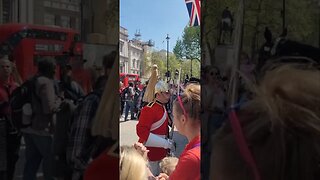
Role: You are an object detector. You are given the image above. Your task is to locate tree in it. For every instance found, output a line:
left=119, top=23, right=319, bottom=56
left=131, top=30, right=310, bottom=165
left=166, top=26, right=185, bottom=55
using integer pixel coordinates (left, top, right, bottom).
left=173, top=26, right=201, bottom=61
left=173, top=39, right=184, bottom=60
left=180, top=59, right=201, bottom=80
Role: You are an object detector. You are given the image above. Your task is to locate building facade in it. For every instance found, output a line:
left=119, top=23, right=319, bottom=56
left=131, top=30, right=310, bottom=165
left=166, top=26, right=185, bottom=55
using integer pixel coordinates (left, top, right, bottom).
left=1, top=0, right=81, bottom=31
left=120, top=26, right=153, bottom=77
left=128, top=39, right=143, bottom=75
left=120, top=26, right=129, bottom=73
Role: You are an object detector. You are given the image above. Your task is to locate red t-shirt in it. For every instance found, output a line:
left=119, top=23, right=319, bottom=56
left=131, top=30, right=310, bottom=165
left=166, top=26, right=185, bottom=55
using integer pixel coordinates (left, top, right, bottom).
left=84, top=148, right=119, bottom=180
left=169, top=135, right=201, bottom=180
left=136, top=101, right=169, bottom=161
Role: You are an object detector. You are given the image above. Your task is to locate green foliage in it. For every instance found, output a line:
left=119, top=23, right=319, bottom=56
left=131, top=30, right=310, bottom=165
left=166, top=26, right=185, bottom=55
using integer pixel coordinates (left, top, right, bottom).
left=180, top=59, right=201, bottom=80
left=173, top=39, right=184, bottom=60
left=172, top=26, right=201, bottom=79
left=173, top=26, right=201, bottom=61
left=144, top=50, right=200, bottom=81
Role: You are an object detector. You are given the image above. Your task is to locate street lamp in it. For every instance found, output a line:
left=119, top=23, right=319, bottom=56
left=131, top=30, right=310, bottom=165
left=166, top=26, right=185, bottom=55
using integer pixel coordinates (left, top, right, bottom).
left=166, top=34, right=170, bottom=81
left=191, top=58, right=193, bottom=77
left=282, top=0, right=286, bottom=32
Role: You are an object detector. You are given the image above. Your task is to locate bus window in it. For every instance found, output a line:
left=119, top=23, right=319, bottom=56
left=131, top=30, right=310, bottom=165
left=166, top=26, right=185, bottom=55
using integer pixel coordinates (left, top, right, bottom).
left=74, top=34, right=81, bottom=42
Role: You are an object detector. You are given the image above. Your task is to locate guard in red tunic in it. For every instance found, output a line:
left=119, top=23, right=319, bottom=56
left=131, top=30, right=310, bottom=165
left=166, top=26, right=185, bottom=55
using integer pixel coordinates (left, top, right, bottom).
left=136, top=80, right=175, bottom=176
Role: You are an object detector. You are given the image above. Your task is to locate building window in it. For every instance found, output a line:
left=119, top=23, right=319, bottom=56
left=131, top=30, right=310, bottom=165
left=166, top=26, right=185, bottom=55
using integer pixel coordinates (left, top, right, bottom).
left=120, top=42, right=124, bottom=53
left=44, top=14, right=55, bottom=25
left=54, top=15, right=61, bottom=26
left=75, top=18, right=80, bottom=30
left=44, top=1, right=51, bottom=7
left=61, top=3, right=67, bottom=9
left=52, top=2, right=60, bottom=8
left=68, top=5, right=75, bottom=11
left=70, top=17, right=76, bottom=29
left=133, top=59, right=136, bottom=68
left=61, top=16, right=70, bottom=28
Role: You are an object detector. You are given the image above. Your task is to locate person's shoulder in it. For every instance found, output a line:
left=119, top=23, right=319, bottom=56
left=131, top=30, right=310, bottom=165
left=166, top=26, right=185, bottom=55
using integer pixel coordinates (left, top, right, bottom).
left=183, top=147, right=201, bottom=161
left=146, top=101, right=155, bottom=107
left=176, top=153, right=200, bottom=171
left=141, top=101, right=157, bottom=112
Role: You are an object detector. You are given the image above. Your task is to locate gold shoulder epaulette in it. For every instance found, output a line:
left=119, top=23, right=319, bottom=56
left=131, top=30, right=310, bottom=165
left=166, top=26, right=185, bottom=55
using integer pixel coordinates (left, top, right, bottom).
left=147, top=101, right=155, bottom=107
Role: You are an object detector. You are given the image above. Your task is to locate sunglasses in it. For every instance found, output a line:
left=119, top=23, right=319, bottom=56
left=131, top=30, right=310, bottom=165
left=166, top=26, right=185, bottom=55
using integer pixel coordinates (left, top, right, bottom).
left=229, top=109, right=261, bottom=180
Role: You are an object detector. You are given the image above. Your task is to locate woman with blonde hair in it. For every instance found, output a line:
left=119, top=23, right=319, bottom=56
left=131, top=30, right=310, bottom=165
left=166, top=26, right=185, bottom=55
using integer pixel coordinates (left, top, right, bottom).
left=157, top=83, right=201, bottom=180
left=210, top=62, right=320, bottom=180
left=120, top=145, right=149, bottom=180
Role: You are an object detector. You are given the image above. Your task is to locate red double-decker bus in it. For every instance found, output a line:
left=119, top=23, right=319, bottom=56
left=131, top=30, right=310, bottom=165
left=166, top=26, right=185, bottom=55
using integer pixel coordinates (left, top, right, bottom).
left=120, top=73, right=142, bottom=89
left=0, top=23, right=91, bottom=92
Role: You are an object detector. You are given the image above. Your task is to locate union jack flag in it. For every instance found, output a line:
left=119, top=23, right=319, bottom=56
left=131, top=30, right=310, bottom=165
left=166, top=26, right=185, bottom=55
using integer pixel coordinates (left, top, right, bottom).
left=185, top=0, right=201, bottom=27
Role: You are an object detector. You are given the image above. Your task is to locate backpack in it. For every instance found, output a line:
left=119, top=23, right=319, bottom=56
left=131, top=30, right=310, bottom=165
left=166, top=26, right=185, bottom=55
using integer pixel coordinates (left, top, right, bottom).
left=120, top=87, right=128, bottom=100
left=10, top=76, right=39, bottom=131
left=121, top=86, right=131, bottom=101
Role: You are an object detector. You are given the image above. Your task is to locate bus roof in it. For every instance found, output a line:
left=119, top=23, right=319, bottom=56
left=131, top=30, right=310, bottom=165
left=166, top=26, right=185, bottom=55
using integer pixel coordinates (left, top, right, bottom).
left=120, top=73, right=139, bottom=76
left=0, top=23, right=79, bottom=34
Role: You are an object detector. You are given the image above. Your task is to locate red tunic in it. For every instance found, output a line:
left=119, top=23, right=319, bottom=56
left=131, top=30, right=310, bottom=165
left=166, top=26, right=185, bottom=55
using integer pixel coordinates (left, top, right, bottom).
left=169, top=135, right=201, bottom=180
left=136, top=101, right=169, bottom=161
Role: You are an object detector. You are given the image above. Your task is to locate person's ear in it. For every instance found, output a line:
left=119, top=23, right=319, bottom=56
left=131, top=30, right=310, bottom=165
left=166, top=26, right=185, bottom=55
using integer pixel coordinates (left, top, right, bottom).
left=181, top=114, right=187, bottom=125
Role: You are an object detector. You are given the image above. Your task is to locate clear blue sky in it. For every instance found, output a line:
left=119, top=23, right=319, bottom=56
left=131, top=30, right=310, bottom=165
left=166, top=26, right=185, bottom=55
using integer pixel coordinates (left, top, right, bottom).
left=120, top=0, right=190, bottom=52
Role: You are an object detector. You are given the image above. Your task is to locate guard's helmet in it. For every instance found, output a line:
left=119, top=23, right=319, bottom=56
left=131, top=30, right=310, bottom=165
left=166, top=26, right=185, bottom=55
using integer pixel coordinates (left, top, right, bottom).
left=155, top=81, right=169, bottom=95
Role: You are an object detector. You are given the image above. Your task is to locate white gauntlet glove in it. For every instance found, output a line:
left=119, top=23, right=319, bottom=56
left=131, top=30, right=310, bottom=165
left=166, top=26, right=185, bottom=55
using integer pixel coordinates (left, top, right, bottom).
left=166, top=138, right=176, bottom=152
left=145, top=133, right=176, bottom=151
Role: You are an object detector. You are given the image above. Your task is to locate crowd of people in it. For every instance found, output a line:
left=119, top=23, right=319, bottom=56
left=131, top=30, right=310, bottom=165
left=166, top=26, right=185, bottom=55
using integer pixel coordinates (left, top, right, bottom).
left=0, top=50, right=119, bottom=180
left=120, top=81, right=144, bottom=121
left=120, top=80, right=201, bottom=180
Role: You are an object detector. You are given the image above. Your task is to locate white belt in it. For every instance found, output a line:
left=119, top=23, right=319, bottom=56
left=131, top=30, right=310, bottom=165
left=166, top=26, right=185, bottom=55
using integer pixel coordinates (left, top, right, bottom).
left=150, top=106, right=167, bottom=131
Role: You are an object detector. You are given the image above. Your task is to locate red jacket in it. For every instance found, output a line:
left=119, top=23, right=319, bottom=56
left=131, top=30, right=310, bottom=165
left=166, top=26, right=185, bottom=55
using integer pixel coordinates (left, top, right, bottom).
left=136, top=100, right=169, bottom=161
left=170, top=135, right=201, bottom=180
left=84, top=147, right=119, bottom=180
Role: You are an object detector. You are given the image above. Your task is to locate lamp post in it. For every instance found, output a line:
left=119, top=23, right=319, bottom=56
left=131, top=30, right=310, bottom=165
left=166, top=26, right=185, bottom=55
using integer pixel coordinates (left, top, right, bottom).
left=282, top=0, right=286, bottom=32
left=166, top=34, right=170, bottom=81
left=190, top=59, right=193, bottom=77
